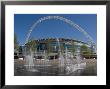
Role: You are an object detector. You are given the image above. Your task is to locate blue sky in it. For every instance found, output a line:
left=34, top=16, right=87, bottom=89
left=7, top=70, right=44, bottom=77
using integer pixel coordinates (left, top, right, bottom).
left=14, top=14, right=97, bottom=45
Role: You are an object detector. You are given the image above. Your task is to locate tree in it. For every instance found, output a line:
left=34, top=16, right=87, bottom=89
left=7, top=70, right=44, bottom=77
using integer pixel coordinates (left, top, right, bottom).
left=47, top=39, right=51, bottom=54
left=71, top=41, right=76, bottom=56
left=14, top=33, right=19, bottom=52
left=80, top=44, right=91, bottom=55
left=26, top=39, right=37, bottom=53
left=60, top=43, right=64, bottom=54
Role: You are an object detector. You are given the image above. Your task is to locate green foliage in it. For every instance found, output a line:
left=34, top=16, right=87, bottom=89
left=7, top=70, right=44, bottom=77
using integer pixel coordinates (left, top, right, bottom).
left=14, top=33, right=19, bottom=51
left=19, top=46, right=23, bottom=53
left=60, top=43, right=64, bottom=53
left=47, top=39, right=51, bottom=54
left=71, top=42, right=76, bottom=56
left=80, top=44, right=91, bottom=55
left=26, top=39, right=37, bottom=52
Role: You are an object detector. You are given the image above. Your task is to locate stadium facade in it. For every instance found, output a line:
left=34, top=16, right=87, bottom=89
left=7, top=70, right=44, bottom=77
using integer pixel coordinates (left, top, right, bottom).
left=17, top=38, right=96, bottom=60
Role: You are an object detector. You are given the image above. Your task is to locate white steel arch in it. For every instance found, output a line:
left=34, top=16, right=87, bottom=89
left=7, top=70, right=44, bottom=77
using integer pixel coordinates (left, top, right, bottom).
left=24, top=16, right=96, bottom=48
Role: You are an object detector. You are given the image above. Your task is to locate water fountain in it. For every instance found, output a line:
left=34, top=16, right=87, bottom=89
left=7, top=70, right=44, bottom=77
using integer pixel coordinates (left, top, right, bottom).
left=56, top=38, right=86, bottom=75
left=65, top=46, right=75, bottom=74
left=76, top=49, right=86, bottom=70
left=23, top=46, right=39, bottom=72
left=56, top=38, right=65, bottom=67
left=65, top=47, right=73, bottom=66
left=15, top=38, right=87, bottom=76
left=56, top=38, right=65, bottom=75
left=65, top=46, right=86, bottom=75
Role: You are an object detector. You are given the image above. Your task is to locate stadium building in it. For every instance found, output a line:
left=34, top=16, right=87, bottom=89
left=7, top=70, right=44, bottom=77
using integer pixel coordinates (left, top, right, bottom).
left=18, top=38, right=96, bottom=60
